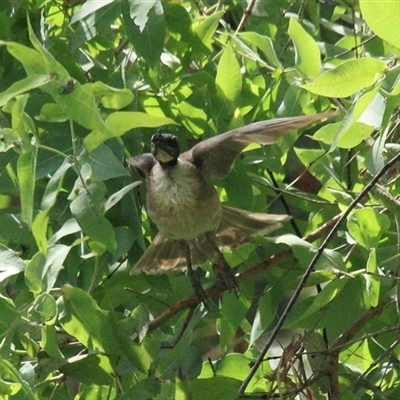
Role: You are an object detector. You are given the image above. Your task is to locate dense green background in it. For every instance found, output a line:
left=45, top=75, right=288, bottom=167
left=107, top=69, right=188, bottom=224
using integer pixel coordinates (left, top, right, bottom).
left=0, top=0, right=399, bottom=399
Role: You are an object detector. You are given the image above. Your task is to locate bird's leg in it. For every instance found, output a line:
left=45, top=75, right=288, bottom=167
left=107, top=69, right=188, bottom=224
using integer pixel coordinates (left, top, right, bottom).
left=178, top=240, right=208, bottom=303
left=206, top=233, right=239, bottom=296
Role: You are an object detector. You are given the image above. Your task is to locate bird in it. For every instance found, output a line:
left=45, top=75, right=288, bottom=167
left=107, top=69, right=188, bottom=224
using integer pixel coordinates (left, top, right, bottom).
left=127, top=112, right=335, bottom=300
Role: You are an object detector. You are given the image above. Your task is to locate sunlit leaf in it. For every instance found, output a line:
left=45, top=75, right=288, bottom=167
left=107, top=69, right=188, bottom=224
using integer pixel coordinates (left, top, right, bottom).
left=0, top=75, right=54, bottom=107
left=288, top=18, right=321, bottom=78
left=364, top=249, right=380, bottom=307
left=0, top=244, right=25, bottom=283
left=84, top=111, right=178, bottom=151
left=216, top=44, right=242, bottom=104
left=303, top=58, right=387, bottom=97
left=83, top=82, right=134, bottom=110
left=32, top=211, right=49, bottom=255
left=360, top=0, right=400, bottom=48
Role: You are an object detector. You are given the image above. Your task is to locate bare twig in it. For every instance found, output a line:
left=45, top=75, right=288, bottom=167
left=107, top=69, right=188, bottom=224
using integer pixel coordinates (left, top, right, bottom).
left=235, top=0, right=257, bottom=35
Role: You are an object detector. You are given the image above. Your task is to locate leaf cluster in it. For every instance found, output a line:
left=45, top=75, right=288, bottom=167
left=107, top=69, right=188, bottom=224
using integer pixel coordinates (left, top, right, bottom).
left=0, top=1, right=399, bottom=399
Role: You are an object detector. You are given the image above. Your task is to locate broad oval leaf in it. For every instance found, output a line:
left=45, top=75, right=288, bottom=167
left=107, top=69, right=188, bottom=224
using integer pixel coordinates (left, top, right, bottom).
left=216, top=44, right=242, bottom=104
left=288, top=17, right=321, bottom=78
left=84, top=111, right=178, bottom=151
left=360, top=0, right=400, bottom=48
left=83, top=82, right=134, bottom=110
left=314, top=121, right=373, bottom=149
left=303, top=58, right=387, bottom=98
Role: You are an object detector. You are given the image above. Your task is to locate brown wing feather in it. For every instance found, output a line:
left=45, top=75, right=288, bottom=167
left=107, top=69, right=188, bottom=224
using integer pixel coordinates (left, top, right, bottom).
left=182, top=111, right=336, bottom=180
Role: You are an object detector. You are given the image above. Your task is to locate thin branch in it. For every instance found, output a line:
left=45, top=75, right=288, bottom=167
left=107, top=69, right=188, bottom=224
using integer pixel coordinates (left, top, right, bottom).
left=234, top=0, right=256, bottom=35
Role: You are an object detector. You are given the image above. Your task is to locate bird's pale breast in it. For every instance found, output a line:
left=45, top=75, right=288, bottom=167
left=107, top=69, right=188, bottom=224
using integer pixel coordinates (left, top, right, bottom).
left=146, top=160, right=221, bottom=240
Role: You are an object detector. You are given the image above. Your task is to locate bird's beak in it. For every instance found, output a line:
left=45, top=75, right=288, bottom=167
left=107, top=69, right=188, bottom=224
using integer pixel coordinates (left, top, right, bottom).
left=151, top=132, right=180, bottom=163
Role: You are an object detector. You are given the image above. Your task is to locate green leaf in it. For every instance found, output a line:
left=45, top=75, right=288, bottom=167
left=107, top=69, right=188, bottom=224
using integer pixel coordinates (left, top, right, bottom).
left=37, top=103, right=68, bottom=122
left=60, top=354, right=114, bottom=385
left=70, top=0, right=115, bottom=24
left=27, top=292, right=58, bottom=324
left=347, top=208, right=391, bottom=249
left=41, top=159, right=72, bottom=211
left=70, top=0, right=120, bottom=51
left=0, top=75, right=54, bottom=107
left=0, top=244, right=26, bottom=282
left=365, top=249, right=380, bottom=307
left=17, top=151, right=36, bottom=227
left=238, top=32, right=281, bottom=67
left=44, top=245, right=70, bottom=292
left=84, top=111, right=178, bottom=151
left=32, top=211, right=49, bottom=255
left=288, top=18, right=321, bottom=78
left=303, top=58, right=387, bottom=98
left=40, top=325, right=64, bottom=359
left=216, top=44, right=242, bottom=104
left=5, top=41, right=47, bottom=75
left=61, top=285, right=122, bottom=354
left=188, top=376, right=241, bottom=400
left=70, top=180, right=117, bottom=253
left=284, top=279, right=348, bottom=329
left=26, top=245, right=70, bottom=294
left=155, top=334, right=201, bottom=379
left=104, top=181, right=141, bottom=212
left=249, top=293, right=274, bottom=346
left=193, top=11, right=224, bottom=55
left=123, top=0, right=165, bottom=67
left=360, top=0, right=400, bottom=48
left=0, top=294, right=20, bottom=337
left=82, top=81, right=134, bottom=110
left=0, top=359, right=31, bottom=397
left=121, top=377, right=161, bottom=400
left=48, top=219, right=81, bottom=246
left=87, top=144, right=130, bottom=181
left=125, top=0, right=156, bottom=32
left=219, top=293, right=248, bottom=348
left=61, top=286, right=151, bottom=373
left=117, top=303, right=152, bottom=342
left=21, top=19, right=113, bottom=136
left=314, top=121, right=374, bottom=149
left=224, top=159, right=253, bottom=209
left=25, top=252, right=46, bottom=295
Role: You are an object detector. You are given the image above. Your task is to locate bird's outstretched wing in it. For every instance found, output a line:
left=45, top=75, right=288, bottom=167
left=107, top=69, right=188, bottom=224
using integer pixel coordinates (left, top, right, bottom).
left=126, top=153, right=156, bottom=179
left=181, top=111, right=336, bottom=180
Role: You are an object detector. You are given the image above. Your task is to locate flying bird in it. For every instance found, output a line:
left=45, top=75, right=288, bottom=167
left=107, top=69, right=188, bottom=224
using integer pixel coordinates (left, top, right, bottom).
left=127, top=112, right=335, bottom=300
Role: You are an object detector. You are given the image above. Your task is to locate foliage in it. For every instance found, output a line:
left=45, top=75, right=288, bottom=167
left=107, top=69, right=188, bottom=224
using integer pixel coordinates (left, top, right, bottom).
left=0, top=0, right=399, bottom=399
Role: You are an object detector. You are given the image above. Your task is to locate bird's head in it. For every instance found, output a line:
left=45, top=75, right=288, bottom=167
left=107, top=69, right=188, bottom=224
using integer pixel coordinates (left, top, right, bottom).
left=151, top=130, right=180, bottom=166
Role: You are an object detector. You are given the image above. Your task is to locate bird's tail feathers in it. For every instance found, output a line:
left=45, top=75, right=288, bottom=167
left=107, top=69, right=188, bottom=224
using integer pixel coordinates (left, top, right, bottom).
left=131, top=206, right=289, bottom=274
